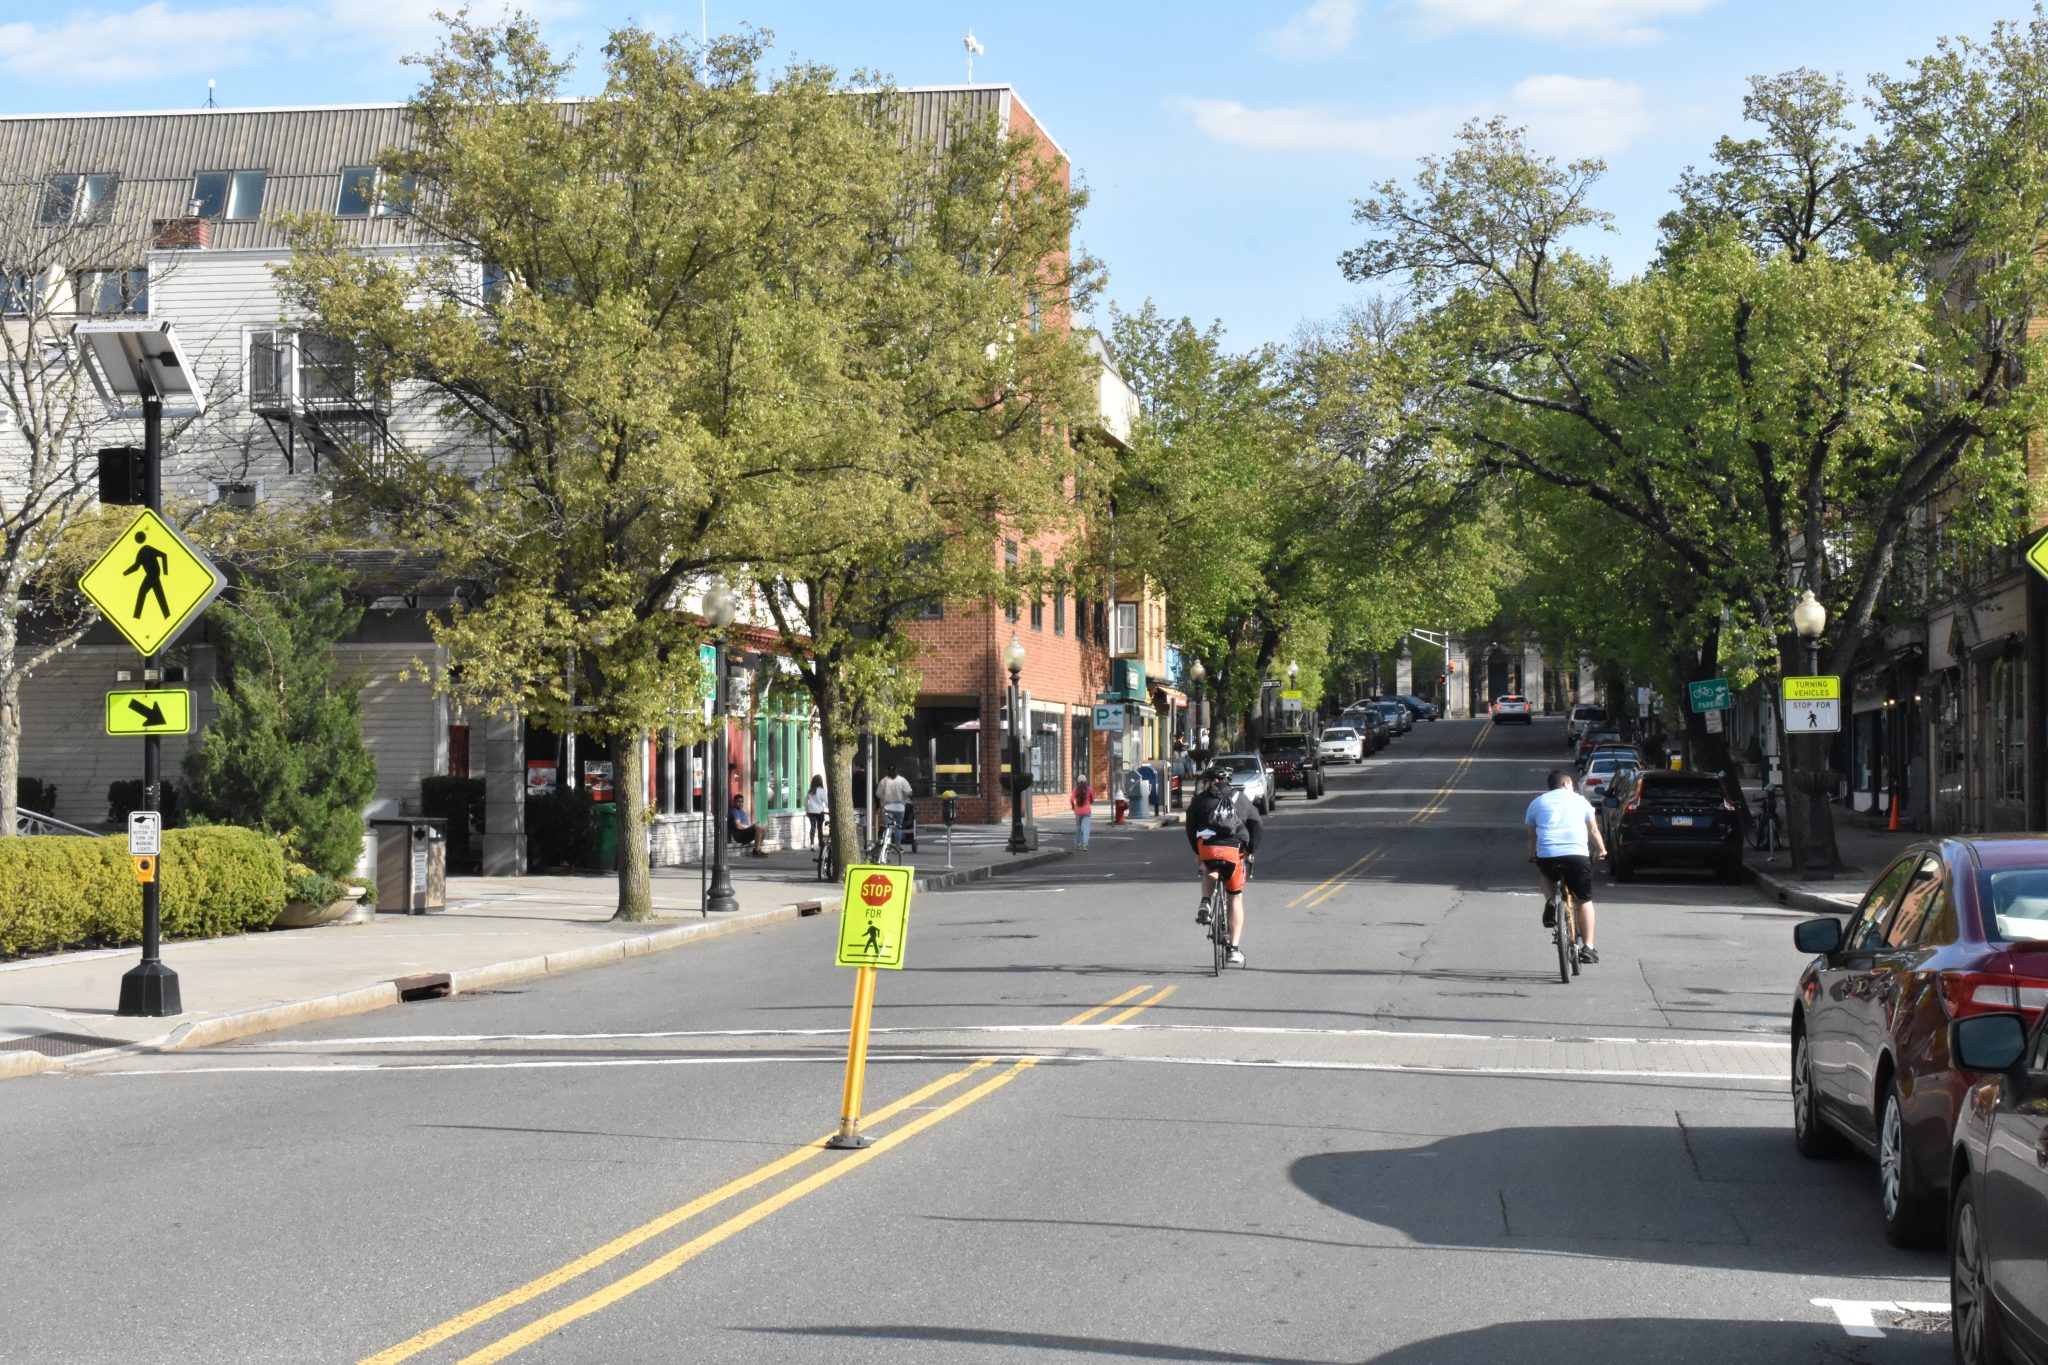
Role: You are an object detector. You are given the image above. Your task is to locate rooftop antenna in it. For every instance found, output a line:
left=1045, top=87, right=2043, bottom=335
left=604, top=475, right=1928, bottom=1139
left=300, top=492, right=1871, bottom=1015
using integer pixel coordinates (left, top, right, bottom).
left=964, top=29, right=984, bottom=84
left=205, top=78, right=216, bottom=108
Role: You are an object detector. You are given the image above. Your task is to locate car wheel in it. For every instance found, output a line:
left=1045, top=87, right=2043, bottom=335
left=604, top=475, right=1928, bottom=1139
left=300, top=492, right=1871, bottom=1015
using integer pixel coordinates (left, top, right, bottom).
left=1716, top=857, right=1743, bottom=884
left=1878, top=1078, right=1942, bottom=1247
left=1952, top=1178, right=2010, bottom=1365
left=1791, top=1024, right=1845, bottom=1159
left=1611, top=854, right=1636, bottom=882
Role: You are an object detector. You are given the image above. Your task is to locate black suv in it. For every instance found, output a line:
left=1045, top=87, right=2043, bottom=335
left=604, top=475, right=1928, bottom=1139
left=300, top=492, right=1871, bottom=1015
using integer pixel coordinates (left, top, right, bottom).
left=1258, top=732, right=1325, bottom=800
left=1605, top=770, right=1742, bottom=881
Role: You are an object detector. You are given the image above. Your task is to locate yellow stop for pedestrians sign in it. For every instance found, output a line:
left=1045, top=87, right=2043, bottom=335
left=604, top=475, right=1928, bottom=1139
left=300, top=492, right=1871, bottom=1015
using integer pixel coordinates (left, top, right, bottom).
left=78, top=508, right=226, bottom=656
left=837, top=865, right=911, bottom=969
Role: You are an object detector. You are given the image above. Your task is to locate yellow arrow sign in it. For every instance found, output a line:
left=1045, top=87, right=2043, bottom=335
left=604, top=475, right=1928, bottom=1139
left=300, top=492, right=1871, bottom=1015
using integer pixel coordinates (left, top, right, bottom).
left=79, top=509, right=225, bottom=656
left=104, top=688, right=192, bottom=736
left=836, top=864, right=911, bottom=969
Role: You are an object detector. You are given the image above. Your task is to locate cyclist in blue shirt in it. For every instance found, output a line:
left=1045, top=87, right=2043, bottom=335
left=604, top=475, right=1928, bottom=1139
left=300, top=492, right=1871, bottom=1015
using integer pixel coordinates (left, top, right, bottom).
left=1524, top=769, right=1608, bottom=964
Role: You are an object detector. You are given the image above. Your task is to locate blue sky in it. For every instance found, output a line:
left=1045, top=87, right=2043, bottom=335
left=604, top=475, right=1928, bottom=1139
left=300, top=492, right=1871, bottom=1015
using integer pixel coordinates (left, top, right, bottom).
left=0, top=1, right=2028, bottom=350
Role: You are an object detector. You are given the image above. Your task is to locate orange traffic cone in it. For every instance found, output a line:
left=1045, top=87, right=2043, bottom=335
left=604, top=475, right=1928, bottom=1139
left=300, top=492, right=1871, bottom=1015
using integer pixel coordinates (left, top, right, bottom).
left=1888, top=796, right=1899, bottom=832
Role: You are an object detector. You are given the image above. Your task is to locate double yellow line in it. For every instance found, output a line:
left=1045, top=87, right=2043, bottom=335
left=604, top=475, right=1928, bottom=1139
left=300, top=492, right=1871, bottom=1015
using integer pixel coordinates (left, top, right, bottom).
left=1287, top=724, right=1492, bottom=911
left=360, top=984, right=1172, bottom=1365
left=1287, top=847, right=1385, bottom=910
left=1407, top=722, right=1490, bottom=823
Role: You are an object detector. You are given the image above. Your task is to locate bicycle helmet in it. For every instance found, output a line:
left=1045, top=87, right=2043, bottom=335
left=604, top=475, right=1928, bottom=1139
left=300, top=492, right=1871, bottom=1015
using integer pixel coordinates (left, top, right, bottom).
left=1203, top=763, right=1234, bottom=786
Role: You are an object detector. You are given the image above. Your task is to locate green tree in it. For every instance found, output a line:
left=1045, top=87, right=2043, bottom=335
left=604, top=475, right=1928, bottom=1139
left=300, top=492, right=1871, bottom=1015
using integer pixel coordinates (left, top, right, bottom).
left=278, top=21, right=941, bottom=917
left=181, top=563, right=376, bottom=880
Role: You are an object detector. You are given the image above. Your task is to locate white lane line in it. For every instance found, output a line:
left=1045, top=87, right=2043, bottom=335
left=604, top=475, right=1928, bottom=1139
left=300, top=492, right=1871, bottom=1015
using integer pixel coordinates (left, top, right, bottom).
left=248, top=1023, right=1787, bottom=1049
left=1811, top=1299, right=1950, bottom=1339
left=90, top=1050, right=1788, bottom=1084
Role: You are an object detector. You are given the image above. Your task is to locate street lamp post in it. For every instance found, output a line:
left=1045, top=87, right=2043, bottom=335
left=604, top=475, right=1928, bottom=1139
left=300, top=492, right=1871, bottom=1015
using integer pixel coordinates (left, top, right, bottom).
left=1004, top=633, right=1029, bottom=854
left=703, top=581, right=739, bottom=912
left=75, top=321, right=208, bottom=1018
left=1189, top=658, right=1207, bottom=768
left=1286, top=661, right=1298, bottom=729
left=1792, top=589, right=1831, bottom=873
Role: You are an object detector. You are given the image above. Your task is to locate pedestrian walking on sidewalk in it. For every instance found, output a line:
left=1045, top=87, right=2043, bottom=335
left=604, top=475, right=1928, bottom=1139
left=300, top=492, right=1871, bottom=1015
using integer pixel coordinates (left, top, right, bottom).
left=1071, top=776, right=1094, bottom=849
left=804, top=774, right=828, bottom=848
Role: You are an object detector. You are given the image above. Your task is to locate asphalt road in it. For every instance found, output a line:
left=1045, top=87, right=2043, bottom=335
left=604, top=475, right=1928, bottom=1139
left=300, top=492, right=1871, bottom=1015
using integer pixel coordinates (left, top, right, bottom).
left=1, top=720, right=1951, bottom=1364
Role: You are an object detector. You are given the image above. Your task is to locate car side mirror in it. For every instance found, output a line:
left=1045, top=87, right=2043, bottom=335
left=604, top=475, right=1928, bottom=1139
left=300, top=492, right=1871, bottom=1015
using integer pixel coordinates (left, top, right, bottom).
left=1793, top=917, right=1843, bottom=955
left=1951, top=1013, right=2028, bottom=1073
left=1603, top=795, right=1620, bottom=808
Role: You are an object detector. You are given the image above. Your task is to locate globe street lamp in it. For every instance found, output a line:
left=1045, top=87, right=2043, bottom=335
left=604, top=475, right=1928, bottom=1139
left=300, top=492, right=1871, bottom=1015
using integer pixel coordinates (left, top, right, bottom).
left=1004, top=632, right=1029, bottom=854
left=704, top=581, right=739, bottom=913
left=1792, top=588, right=1830, bottom=872
left=1189, top=658, right=1207, bottom=769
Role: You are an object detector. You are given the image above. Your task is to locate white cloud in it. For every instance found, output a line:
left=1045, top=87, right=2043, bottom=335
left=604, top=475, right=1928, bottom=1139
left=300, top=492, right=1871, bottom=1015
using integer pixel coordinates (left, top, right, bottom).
left=1174, top=75, right=1651, bottom=160
left=1260, top=0, right=1362, bottom=61
left=1406, top=0, right=1719, bottom=45
left=0, top=1, right=583, bottom=86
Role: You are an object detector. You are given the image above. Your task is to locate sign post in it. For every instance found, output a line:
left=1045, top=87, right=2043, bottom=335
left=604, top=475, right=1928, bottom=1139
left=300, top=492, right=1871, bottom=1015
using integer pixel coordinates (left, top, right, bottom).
left=829, top=864, right=912, bottom=1149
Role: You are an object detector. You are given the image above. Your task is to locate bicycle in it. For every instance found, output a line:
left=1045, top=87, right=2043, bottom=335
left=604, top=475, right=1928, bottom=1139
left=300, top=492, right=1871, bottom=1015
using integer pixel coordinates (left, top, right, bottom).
left=1553, top=880, right=1582, bottom=984
left=867, top=808, right=907, bottom=866
left=1748, top=785, right=1781, bottom=854
left=813, top=815, right=838, bottom=882
left=1199, top=855, right=1249, bottom=975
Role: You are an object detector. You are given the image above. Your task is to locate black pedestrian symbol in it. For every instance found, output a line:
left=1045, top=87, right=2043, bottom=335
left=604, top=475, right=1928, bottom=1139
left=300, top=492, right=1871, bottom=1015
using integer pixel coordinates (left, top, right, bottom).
left=1807, top=711, right=1819, bottom=729
left=863, top=923, right=882, bottom=954
left=123, top=531, right=169, bottom=620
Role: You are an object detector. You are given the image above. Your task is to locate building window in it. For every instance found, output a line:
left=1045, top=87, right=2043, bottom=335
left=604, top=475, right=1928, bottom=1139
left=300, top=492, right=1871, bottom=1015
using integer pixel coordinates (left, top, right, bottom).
left=1, top=274, right=33, bottom=318
left=75, top=269, right=147, bottom=315
left=1029, top=551, right=1043, bottom=630
left=1075, top=595, right=1088, bottom=642
left=1053, top=579, right=1065, bottom=636
left=298, top=333, right=361, bottom=403
left=336, top=166, right=378, bottom=217
left=42, top=173, right=118, bottom=225
left=1994, top=655, right=2026, bottom=803
left=1004, top=539, right=1019, bottom=623
left=378, top=173, right=418, bottom=217
left=247, top=329, right=291, bottom=404
left=753, top=704, right=811, bottom=816
left=1094, top=589, right=1108, bottom=646
left=882, top=705, right=980, bottom=798
left=1030, top=707, right=1062, bottom=795
left=192, top=170, right=267, bottom=221
left=1071, top=714, right=1092, bottom=788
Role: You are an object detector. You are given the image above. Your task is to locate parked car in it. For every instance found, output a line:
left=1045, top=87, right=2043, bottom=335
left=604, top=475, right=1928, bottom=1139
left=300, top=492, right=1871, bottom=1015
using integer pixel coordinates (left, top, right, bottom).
left=1579, top=752, right=1633, bottom=804
left=1566, top=703, right=1608, bottom=749
left=1375, top=700, right=1412, bottom=736
left=1605, top=770, right=1742, bottom=882
left=1788, top=836, right=2048, bottom=1247
left=1948, top=1006, right=2048, bottom=1365
left=1318, top=727, right=1365, bottom=764
left=1389, top=695, right=1439, bottom=722
left=1490, top=694, right=1532, bottom=724
left=1595, top=764, right=1642, bottom=848
left=1214, top=752, right=1273, bottom=815
left=1575, top=729, right=1625, bottom=769
left=1258, top=732, right=1325, bottom=800
left=1351, top=706, right=1392, bottom=752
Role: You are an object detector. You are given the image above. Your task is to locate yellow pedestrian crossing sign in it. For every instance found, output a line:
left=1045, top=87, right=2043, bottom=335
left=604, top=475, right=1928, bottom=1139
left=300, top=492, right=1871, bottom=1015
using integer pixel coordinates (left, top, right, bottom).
left=837, top=864, right=911, bottom=969
left=78, top=508, right=225, bottom=656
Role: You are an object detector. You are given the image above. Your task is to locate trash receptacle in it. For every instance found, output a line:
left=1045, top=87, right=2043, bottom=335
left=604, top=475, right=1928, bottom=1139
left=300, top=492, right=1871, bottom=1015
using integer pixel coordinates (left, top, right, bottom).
left=588, top=802, right=617, bottom=871
left=372, top=818, right=446, bottom=914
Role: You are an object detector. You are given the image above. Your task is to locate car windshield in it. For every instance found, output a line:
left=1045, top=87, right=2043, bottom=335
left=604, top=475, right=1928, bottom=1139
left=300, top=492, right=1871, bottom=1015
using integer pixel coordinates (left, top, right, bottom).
left=1376, top=703, right=1401, bottom=715
left=1261, top=736, right=1309, bottom=756
left=1584, top=731, right=1621, bottom=746
left=1218, top=754, right=1260, bottom=775
left=1981, top=868, right=2048, bottom=942
left=1323, top=728, right=1355, bottom=740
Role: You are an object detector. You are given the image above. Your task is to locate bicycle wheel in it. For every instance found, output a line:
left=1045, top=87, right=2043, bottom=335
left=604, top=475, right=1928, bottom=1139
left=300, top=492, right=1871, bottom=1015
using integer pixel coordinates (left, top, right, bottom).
left=1567, top=895, right=1582, bottom=976
left=1555, top=894, right=1575, bottom=984
left=1210, top=892, right=1227, bottom=976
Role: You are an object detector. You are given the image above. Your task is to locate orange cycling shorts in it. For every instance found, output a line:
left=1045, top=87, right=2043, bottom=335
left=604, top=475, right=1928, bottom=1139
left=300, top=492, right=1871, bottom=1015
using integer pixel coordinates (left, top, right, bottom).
left=1195, top=843, right=1248, bottom=894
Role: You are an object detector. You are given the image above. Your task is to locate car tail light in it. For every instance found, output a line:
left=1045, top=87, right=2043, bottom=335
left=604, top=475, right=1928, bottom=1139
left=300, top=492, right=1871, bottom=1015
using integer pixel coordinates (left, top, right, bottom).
left=1941, top=970, right=2048, bottom=1019
left=1722, top=798, right=1740, bottom=812
left=1622, top=796, right=1642, bottom=814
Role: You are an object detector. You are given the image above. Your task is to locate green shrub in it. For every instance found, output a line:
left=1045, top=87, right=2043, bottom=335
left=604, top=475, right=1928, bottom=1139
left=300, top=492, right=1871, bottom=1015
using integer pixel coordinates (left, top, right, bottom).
left=526, top=787, right=597, bottom=869
left=287, top=867, right=351, bottom=907
left=17, top=777, right=57, bottom=813
left=108, top=779, right=181, bottom=828
left=0, top=827, right=286, bottom=957
left=421, top=776, right=486, bottom=873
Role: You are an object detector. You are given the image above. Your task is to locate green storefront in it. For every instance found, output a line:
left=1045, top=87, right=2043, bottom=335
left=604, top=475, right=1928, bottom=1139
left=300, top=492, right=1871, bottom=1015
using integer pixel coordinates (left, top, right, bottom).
left=752, top=679, right=814, bottom=819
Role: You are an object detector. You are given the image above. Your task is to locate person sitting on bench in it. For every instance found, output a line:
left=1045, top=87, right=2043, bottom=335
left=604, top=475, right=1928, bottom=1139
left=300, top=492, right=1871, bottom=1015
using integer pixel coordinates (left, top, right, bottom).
left=728, top=801, right=766, bottom=856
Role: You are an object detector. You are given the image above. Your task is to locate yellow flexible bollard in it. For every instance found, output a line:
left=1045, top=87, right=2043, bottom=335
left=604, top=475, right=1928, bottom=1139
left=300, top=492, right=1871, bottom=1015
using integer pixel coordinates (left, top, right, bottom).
left=829, top=965, right=878, bottom=1149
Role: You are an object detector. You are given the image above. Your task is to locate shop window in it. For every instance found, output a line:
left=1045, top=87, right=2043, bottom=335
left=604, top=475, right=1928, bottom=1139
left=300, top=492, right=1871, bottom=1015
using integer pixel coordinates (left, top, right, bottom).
left=884, top=705, right=980, bottom=798
left=1004, top=540, right=1019, bottom=623
left=1030, top=707, right=1062, bottom=795
left=1071, top=716, right=1092, bottom=789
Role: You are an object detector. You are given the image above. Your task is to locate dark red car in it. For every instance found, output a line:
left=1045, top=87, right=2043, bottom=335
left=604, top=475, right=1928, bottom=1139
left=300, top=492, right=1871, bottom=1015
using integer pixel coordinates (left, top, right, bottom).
left=1947, top=1006, right=2048, bottom=1365
left=1790, top=836, right=2048, bottom=1246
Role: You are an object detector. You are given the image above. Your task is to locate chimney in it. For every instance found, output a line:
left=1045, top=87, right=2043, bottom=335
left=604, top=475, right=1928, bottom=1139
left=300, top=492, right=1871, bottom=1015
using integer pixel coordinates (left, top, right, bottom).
left=153, top=216, right=210, bottom=250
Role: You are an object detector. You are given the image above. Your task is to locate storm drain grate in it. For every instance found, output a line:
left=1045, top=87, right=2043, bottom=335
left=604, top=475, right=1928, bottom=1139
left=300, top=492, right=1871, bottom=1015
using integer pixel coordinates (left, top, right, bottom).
left=393, top=973, right=453, bottom=1002
left=1, top=1031, right=110, bottom=1057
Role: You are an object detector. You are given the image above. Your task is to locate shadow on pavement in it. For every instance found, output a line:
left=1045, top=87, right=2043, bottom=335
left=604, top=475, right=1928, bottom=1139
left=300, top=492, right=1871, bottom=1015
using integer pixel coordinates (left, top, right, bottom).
left=743, top=1325, right=1342, bottom=1363
left=1291, top=1122, right=1946, bottom=1278
left=1364, top=1316, right=1946, bottom=1364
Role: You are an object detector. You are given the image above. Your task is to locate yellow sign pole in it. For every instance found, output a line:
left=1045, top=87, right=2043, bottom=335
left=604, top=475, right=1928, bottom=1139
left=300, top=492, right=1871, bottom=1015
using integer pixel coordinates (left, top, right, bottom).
left=828, top=964, right=879, bottom=1149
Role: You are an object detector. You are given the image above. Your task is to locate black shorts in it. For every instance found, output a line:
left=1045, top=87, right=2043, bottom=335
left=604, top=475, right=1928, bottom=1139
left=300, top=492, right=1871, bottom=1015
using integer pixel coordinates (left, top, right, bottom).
left=1536, top=855, right=1594, bottom=903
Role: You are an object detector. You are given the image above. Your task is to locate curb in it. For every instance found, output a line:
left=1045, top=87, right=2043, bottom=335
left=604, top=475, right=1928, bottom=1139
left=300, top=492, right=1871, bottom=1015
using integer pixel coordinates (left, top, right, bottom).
left=1744, top=861, right=1859, bottom=915
left=5, top=850, right=1071, bottom=1080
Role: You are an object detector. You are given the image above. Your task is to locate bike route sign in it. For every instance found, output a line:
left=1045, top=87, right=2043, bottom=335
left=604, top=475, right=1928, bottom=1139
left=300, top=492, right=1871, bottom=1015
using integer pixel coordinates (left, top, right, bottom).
left=78, top=508, right=225, bottom=656
left=1686, top=679, right=1732, bottom=714
left=836, top=864, right=911, bottom=969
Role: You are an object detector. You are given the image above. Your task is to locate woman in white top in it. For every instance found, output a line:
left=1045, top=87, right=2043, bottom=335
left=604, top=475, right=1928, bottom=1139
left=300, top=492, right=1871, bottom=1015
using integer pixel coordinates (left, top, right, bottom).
left=804, top=774, right=828, bottom=848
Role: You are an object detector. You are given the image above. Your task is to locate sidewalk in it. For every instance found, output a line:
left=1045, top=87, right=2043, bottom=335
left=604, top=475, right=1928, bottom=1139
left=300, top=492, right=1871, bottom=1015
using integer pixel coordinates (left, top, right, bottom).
left=0, top=833, right=1069, bottom=1082
left=1742, top=793, right=1913, bottom=915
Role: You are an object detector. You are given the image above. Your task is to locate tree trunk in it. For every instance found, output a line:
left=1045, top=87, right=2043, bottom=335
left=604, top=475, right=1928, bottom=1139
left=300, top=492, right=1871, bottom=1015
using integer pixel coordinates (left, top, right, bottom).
left=0, top=662, right=18, bottom=837
left=610, top=731, right=654, bottom=921
left=1680, top=629, right=1732, bottom=777
left=816, top=671, right=863, bottom=885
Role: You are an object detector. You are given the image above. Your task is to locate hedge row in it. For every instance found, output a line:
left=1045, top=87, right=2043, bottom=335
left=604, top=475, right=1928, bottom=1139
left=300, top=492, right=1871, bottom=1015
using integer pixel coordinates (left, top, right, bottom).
left=0, top=827, right=286, bottom=957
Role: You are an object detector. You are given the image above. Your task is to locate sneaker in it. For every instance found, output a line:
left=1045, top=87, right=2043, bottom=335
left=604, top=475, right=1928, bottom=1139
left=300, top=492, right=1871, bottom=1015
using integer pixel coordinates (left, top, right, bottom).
left=1195, top=902, right=1212, bottom=926
left=1226, top=947, right=1245, bottom=966
left=1578, top=945, right=1600, bottom=965
left=1541, top=900, right=1557, bottom=929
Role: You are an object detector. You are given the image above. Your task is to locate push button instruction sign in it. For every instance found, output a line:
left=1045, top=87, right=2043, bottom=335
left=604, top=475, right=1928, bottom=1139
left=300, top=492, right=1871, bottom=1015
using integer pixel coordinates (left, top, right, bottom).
left=836, top=865, right=911, bottom=969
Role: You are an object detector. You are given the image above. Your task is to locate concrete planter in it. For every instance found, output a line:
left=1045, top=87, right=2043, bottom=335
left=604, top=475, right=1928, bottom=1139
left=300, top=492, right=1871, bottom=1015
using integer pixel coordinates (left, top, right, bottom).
left=274, top=885, right=370, bottom=930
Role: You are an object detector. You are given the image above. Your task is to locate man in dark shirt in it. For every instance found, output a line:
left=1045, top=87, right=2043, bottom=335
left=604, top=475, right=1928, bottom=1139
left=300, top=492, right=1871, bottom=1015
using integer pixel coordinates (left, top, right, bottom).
left=1185, top=764, right=1262, bottom=965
